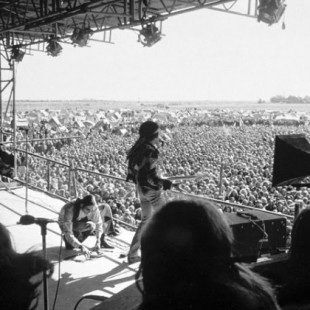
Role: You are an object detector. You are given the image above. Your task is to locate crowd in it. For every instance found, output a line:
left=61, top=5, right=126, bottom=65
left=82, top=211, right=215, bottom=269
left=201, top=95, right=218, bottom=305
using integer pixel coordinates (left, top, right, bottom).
left=9, top=108, right=310, bottom=226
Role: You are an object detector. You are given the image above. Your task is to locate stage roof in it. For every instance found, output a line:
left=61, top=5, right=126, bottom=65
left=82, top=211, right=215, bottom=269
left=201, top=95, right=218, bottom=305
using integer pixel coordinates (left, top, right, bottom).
left=0, top=0, right=257, bottom=52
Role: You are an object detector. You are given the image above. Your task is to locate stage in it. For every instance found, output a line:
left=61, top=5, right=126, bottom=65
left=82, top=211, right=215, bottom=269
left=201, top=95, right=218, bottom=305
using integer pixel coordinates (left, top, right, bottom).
left=0, top=186, right=140, bottom=310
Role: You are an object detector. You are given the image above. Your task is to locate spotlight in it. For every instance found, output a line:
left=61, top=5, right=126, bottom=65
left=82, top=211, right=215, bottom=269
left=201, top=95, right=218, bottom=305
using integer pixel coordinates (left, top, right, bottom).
left=71, top=28, right=93, bottom=47
left=11, top=46, right=25, bottom=62
left=257, top=0, right=286, bottom=25
left=46, top=38, right=63, bottom=57
left=138, top=23, right=162, bottom=47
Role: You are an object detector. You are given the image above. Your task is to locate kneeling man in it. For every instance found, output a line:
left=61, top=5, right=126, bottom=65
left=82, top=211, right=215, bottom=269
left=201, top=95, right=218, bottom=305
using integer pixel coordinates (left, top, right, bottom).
left=59, top=195, right=113, bottom=257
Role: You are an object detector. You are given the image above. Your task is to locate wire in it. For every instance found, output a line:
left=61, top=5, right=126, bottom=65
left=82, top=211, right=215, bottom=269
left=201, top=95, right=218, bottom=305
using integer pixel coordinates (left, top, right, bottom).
left=52, top=234, right=63, bottom=310
left=248, top=217, right=268, bottom=258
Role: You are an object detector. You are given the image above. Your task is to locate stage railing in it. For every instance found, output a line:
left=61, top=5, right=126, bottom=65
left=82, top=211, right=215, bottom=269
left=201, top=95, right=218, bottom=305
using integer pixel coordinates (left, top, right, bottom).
left=14, top=148, right=294, bottom=231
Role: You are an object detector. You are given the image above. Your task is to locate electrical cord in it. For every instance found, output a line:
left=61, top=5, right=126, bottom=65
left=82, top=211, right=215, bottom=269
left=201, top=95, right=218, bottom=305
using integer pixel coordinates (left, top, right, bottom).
left=52, top=235, right=63, bottom=310
left=248, top=217, right=268, bottom=258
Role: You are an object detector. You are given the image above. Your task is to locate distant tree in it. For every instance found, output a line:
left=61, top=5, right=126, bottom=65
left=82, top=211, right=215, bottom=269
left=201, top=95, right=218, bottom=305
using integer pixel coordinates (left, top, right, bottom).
left=304, top=96, right=310, bottom=103
left=270, top=95, right=285, bottom=103
left=285, top=95, right=303, bottom=103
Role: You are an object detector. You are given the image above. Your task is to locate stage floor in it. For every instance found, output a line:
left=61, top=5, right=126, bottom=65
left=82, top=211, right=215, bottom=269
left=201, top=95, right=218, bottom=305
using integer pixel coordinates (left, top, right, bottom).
left=0, top=186, right=140, bottom=310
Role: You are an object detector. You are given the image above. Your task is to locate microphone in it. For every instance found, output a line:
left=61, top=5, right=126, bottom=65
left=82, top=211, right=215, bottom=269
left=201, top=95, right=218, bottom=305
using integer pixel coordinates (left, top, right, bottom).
left=18, top=215, right=58, bottom=225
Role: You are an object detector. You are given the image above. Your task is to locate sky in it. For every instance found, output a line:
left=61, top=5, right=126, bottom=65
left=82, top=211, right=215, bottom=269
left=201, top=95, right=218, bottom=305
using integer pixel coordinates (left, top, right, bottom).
left=12, top=0, right=310, bottom=102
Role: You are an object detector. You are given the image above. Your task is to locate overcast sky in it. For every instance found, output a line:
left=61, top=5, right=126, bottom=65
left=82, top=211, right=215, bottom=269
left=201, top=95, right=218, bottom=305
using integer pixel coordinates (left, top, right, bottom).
left=13, top=0, right=309, bottom=102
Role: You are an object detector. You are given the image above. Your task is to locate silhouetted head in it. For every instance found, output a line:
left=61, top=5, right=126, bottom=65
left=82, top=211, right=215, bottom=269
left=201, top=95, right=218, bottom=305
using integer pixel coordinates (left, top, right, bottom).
left=140, top=200, right=233, bottom=298
left=139, top=121, right=159, bottom=141
left=0, top=222, right=13, bottom=253
left=290, top=207, right=310, bottom=264
left=138, top=200, right=279, bottom=310
left=0, top=222, right=54, bottom=310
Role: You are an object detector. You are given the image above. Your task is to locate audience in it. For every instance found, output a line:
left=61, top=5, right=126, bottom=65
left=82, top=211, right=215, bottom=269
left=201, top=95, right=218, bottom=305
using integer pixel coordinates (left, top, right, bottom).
left=137, top=200, right=280, bottom=310
left=12, top=113, right=310, bottom=227
left=0, top=223, right=54, bottom=310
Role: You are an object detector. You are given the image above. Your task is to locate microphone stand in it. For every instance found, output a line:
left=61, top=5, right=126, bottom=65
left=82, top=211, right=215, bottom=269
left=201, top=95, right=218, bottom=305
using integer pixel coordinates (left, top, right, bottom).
left=38, top=221, right=49, bottom=310
left=25, top=128, right=29, bottom=214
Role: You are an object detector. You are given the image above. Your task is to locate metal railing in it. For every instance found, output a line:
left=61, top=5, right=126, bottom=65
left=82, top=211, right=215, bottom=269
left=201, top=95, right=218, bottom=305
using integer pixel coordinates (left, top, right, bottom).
left=13, top=148, right=294, bottom=232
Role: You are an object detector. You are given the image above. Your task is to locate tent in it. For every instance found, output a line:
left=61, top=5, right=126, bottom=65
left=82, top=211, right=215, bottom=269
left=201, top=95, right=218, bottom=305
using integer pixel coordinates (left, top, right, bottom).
left=83, top=120, right=95, bottom=127
left=113, top=128, right=128, bottom=136
left=49, top=117, right=61, bottom=128
left=95, top=119, right=110, bottom=129
left=12, top=118, right=29, bottom=129
left=73, top=120, right=85, bottom=129
left=58, top=126, right=69, bottom=132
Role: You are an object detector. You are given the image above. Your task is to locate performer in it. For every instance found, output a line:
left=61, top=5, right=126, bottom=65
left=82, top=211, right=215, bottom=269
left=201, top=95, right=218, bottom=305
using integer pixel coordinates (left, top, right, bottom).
left=126, top=120, right=172, bottom=264
left=98, top=201, right=119, bottom=237
left=58, top=195, right=114, bottom=258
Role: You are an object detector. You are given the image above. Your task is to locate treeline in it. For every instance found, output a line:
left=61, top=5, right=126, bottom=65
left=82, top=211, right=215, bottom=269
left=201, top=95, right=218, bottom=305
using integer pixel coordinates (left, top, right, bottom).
left=270, top=95, right=310, bottom=103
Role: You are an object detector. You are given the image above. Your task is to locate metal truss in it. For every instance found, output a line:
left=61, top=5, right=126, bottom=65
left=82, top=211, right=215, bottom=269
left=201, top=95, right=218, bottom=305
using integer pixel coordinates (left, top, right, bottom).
left=0, top=0, right=257, bottom=50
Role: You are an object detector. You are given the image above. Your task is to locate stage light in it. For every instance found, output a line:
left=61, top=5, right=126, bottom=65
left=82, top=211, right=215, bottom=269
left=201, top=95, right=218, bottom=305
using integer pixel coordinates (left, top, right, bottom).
left=257, top=0, right=286, bottom=25
left=11, top=46, right=25, bottom=62
left=46, top=39, right=63, bottom=57
left=71, top=28, right=93, bottom=47
left=138, top=23, right=162, bottom=47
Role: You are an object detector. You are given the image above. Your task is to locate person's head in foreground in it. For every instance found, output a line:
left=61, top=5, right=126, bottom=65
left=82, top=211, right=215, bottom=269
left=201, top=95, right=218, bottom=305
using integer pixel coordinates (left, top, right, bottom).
left=137, top=199, right=280, bottom=310
left=0, top=222, right=54, bottom=310
left=278, top=207, right=310, bottom=307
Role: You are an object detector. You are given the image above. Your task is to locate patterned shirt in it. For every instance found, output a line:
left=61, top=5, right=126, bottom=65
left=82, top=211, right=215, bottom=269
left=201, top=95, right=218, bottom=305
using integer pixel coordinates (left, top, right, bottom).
left=127, top=142, right=164, bottom=190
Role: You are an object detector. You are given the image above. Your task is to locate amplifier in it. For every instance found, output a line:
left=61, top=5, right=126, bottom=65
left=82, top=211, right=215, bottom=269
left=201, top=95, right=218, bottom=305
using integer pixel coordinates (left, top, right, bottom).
left=224, top=210, right=287, bottom=260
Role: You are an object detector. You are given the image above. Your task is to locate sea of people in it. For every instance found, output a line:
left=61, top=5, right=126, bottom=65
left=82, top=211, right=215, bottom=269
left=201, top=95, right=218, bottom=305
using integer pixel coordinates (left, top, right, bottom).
left=2, top=108, right=310, bottom=310
left=9, top=108, right=310, bottom=226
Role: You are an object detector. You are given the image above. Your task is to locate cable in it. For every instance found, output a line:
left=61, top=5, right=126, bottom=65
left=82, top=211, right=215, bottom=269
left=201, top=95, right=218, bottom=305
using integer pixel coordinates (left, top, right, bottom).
left=52, top=235, right=63, bottom=310
left=248, top=217, right=268, bottom=258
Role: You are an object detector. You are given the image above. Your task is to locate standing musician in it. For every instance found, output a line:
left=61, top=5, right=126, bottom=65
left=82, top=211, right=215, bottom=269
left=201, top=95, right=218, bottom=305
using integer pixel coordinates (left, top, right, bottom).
left=58, top=195, right=114, bottom=258
left=126, top=121, right=172, bottom=264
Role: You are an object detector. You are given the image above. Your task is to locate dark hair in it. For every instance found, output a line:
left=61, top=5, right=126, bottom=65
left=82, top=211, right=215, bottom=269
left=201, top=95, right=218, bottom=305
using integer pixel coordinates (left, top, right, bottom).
left=289, top=207, right=310, bottom=264
left=138, top=200, right=279, bottom=310
left=81, top=194, right=96, bottom=207
left=0, top=223, right=54, bottom=310
left=127, top=121, right=159, bottom=162
left=139, top=121, right=159, bottom=141
left=278, top=207, right=310, bottom=306
left=0, top=221, right=13, bottom=252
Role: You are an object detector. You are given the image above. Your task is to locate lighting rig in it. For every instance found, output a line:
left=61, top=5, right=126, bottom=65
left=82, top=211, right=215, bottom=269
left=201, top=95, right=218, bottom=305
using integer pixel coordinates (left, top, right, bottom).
left=71, top=27, right=93, bottom=47
left=46, top=38, right=63, bottom=57
left=10, top=46, right=25, bottom=62
left=138, top=22, right=162, bottom=47
left=257, top=0, right=286, bottom=25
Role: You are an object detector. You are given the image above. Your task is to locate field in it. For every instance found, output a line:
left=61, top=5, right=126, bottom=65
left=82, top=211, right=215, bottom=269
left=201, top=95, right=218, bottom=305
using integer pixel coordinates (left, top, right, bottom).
left=15, top=100, right=310, bottom=113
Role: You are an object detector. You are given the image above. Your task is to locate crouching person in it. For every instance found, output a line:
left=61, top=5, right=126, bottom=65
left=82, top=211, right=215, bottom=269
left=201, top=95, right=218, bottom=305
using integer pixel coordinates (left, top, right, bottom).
left=58, top=195, right=113, bottom=257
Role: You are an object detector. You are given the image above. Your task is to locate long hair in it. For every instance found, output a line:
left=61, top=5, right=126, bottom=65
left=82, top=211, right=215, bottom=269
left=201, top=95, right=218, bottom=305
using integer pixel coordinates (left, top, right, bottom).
left=289, top=207, right=310, bottom=265
left=127, top=121, right=159, bottom=161
left=138, top=200, right=279, bottom=310
left=278, top=207, right=310, bottom=306
left=0, top=223, right=54, bottom=310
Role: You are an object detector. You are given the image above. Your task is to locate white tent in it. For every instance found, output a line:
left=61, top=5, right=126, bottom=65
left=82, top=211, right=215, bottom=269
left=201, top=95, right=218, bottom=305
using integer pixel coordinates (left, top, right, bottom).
left=49, top=117, right=62, bottom=128
left=84, top=120, right=95, bottom=127
left=95, top=119, right=110, bottom=128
